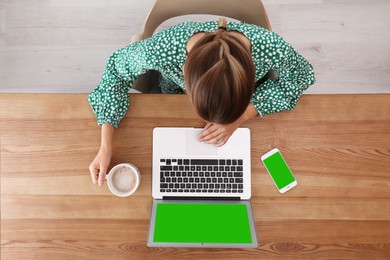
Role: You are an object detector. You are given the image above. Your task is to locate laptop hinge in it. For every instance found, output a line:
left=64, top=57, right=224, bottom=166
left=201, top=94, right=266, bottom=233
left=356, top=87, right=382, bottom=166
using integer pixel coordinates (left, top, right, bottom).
left=162, top=196, right=240, bottom=200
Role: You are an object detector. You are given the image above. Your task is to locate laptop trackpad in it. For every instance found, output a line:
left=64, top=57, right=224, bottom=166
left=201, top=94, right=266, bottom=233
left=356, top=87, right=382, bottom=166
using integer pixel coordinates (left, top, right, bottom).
left=185, top=129, right=218, bottom=155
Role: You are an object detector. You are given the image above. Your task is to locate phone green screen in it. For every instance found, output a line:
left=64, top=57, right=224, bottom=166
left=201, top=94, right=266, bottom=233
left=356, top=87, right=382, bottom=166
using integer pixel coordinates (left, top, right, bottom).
left=154, top=203, right=252, bottom=243
left=263, top=151, right=295, bottom=189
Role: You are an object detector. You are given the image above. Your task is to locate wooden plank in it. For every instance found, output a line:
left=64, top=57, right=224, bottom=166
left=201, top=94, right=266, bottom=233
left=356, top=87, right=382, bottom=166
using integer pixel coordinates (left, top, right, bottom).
left=1, top=195, right=389, bottom=221
left=1, top=220, right=389, bottom=259
left=2, top=219, right=388, bottom=244
left=1, top=94, right=390, bottom=120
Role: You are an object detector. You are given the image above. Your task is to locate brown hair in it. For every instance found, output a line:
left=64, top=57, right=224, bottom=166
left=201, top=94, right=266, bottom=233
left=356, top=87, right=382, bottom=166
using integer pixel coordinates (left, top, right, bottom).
left=184, top=18, right=255, bottom=124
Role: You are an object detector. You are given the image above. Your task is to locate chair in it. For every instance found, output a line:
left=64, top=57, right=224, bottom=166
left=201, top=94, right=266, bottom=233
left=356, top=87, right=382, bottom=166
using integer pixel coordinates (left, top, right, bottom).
left=131, top=0, right=272, bottom=93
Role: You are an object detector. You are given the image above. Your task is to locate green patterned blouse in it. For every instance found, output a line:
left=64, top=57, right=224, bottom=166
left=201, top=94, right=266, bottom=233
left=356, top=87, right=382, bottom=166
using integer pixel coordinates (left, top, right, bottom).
left=88, top=21, right=315, bottom=128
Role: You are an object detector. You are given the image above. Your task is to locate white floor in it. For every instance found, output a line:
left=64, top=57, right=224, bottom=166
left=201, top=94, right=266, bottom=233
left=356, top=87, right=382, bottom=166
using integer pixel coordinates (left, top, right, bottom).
left=0, top=0, right=389, bottom=94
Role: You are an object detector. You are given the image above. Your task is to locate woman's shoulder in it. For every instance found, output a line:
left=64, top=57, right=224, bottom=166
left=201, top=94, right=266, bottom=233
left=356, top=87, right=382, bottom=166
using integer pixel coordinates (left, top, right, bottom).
left=143, top=21, right=219, bottom=65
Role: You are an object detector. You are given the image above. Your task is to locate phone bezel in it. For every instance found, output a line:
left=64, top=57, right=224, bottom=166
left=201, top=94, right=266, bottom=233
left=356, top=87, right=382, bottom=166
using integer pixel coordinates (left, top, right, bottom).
left=261, top=148, right=297, bottom=193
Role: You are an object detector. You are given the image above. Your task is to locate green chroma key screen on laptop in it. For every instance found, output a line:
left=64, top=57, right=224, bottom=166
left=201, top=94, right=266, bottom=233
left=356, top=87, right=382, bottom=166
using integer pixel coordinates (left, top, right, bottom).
left=154, top=203, right=252, bottom=243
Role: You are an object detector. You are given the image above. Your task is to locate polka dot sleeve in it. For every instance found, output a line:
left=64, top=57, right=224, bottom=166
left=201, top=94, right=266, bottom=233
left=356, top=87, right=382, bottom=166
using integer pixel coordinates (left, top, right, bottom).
left=250, top=33, right=316, bottom=116
left=88, top=40, right=152, bottom=128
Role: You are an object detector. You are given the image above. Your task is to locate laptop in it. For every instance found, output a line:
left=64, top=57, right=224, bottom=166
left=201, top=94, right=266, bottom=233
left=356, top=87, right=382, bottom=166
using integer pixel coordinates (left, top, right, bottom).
left=147, top=127, right=258, bottom=248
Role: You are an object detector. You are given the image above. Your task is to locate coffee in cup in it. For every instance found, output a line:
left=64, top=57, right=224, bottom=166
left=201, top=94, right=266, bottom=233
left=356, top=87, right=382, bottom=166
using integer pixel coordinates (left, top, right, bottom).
left=106, top=163, right=140, bottom=197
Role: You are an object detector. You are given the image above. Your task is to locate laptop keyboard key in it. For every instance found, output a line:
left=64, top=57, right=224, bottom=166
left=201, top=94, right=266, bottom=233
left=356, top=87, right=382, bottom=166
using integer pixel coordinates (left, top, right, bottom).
left=160, top=166, right=172, bottom=171
left=235, top=178, right=243, bottom=183
left=191, top=159, right=218, bottom=165
left=234, top=172, right=243, bottom=177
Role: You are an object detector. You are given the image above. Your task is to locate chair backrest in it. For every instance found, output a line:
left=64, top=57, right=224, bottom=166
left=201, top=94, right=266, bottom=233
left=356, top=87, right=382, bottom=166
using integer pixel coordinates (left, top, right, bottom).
left=137, top=0, right=271, bottom=40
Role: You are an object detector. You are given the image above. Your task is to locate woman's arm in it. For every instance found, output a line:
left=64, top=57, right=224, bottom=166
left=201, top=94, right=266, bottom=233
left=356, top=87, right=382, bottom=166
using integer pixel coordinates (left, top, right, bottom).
left=89, top=124, right=115, bottom=186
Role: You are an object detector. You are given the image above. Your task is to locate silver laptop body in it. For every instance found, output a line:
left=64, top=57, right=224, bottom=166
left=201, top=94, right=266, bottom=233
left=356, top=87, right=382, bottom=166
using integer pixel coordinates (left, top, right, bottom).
left=152, top=127, right=251, bottom=200
left=148, top=127, right=257, bottom=248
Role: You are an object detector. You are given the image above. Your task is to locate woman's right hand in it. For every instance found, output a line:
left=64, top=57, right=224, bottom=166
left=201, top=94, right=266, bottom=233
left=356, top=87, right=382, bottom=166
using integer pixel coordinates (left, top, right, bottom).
left=89, top=123, right=115, bottom=186
left=89, top=147, right=112, bottom=186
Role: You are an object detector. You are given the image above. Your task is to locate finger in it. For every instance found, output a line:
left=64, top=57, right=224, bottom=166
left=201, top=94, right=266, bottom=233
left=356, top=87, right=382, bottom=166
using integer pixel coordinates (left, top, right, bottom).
left=198, top=124, right=218, bottom=140
left=201, top=130, right=223, bottom=142
left=204, top=133, right=225, bottom=145
left=89, top=164, right=99, bottom=184
left=214, top=137, right=228, bottom=147
left=97, top=164, right=108, bottom=186
left=203, top=122, right=213, bottom=130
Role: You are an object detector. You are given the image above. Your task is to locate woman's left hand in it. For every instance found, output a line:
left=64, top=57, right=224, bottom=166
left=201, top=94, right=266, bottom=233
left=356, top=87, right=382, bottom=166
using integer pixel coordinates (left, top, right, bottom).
left=198, top=121, right=241, bottom=147
left=197, top=103, right=259, bottom=147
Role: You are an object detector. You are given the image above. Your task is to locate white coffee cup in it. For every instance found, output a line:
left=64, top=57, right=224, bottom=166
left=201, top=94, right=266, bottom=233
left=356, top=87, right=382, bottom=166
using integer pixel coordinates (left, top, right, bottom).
left=106, top=163, right=141, bottom=197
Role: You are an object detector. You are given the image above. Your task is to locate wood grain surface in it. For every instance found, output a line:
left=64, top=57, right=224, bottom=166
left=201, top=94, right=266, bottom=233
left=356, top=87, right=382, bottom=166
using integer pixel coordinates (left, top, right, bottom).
left=1, top=93, right=390, bottom=259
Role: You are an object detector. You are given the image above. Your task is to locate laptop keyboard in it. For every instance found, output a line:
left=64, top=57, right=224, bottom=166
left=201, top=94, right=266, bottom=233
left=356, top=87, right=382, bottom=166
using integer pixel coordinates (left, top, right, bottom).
left=159, top=159, right=244, bottom=194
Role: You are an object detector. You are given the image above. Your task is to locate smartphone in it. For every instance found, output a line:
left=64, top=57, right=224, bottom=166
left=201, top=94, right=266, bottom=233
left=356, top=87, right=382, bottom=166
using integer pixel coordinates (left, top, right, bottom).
left=261, top=148, right=297, bottom=193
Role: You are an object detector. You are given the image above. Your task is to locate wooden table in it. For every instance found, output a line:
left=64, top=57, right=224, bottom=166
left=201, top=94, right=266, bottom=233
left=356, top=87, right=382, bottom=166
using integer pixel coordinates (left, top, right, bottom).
left=1, top=94, right=390, bottom=259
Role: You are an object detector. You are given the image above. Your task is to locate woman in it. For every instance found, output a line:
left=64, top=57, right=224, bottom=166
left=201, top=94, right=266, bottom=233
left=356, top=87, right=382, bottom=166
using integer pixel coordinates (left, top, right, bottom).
left=88, top=18, right=315, bottom=186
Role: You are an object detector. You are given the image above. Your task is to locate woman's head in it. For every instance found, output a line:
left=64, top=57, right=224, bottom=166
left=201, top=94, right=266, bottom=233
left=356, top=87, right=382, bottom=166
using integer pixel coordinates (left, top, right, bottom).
left=184, top=20, right=255, bottom=124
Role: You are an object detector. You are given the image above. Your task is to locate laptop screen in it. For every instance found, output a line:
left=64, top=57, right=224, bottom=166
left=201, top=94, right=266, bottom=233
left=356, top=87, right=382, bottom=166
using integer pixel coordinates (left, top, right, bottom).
left=153, top=202, right=252, bottom=244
